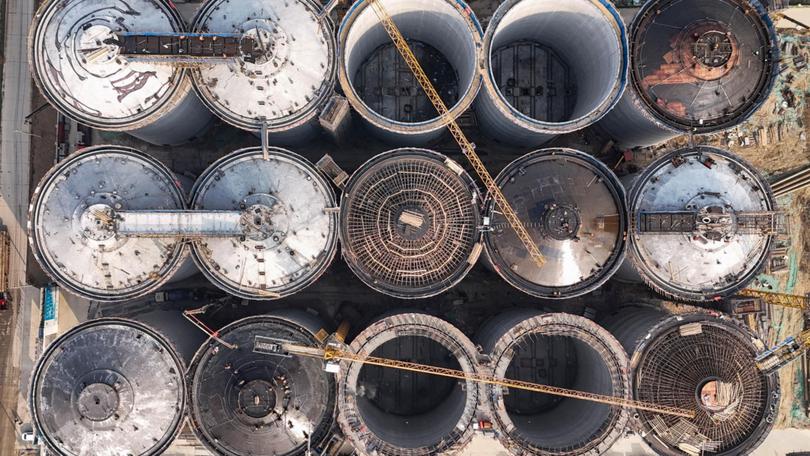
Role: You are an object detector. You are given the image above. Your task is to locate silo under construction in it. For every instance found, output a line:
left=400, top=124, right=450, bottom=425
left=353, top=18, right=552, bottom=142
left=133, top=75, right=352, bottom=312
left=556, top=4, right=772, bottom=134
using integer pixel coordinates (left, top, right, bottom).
left=339, top=149, right=482, bottom=298
left=597, top=0, right=778, bottom=147
left=190, top=0, right=337, bottom=144
left=603, top=308, right=779, bottom=455
left=187, top=314, right=336, bottom=456
left=476, top=0, right=628, bottom=146
left=28, top=146, right=189, bottom=302
left=190, top=147, right=338, bottom=300
left=29, top=0, right=213, bottom=145
left=624, top=146, right=776, bottom=302
left=337, top=313, right=480, bottom=456
left=476, top=311, right=630, bottom=456
left=483, top=149, right=627, bottom=299
left=338, top=0, right=483, bottom=144
left=30, top=318, right=186, bottom=456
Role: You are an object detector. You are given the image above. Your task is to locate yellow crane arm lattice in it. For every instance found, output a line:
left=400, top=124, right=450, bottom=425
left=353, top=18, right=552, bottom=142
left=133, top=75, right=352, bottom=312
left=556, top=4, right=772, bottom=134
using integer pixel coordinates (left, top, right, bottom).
left=366, top=0, right=546, bottom=267
left=282, top=343, right=695, bottom=418
left=739, top=289, right=810, bottom=310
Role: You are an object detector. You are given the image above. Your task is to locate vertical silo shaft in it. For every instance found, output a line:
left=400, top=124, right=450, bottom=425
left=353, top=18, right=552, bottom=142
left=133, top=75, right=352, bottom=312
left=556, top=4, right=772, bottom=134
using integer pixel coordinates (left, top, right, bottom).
left=475, top=0, right=628, bottom=146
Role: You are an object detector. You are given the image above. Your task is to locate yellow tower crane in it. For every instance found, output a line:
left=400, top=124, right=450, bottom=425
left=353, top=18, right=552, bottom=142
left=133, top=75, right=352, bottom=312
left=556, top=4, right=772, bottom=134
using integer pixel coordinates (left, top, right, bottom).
left=737, top=289, right=810, bottom=372
left=364, top=0, right=546, bottom=268
left=279, top=341, right=696, bottom=418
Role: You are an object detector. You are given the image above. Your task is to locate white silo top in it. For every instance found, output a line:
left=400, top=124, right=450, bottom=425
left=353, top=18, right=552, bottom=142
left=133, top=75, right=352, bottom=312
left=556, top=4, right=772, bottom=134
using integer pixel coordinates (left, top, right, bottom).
left=30, top=0, right=190, bottom=130
left=190, top=147, right=338, bottom=299
left=190, top=0, right=335, bottom=131
left=29, top=146, right=188, bottom=301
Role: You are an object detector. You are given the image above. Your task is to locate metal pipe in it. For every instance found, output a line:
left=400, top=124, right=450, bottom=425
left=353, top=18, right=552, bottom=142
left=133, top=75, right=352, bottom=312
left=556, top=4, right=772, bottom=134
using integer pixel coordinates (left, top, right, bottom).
left=338, top=0, right=483, bottom=145
left=476, top=0, right=628, bottom=147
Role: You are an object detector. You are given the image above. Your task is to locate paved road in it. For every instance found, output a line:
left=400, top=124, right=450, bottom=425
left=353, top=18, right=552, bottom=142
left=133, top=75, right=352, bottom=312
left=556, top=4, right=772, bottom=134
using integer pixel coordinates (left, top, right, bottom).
left=1, top=0, right=33, bottom=288
left=1, top=0, right=35, bottom=453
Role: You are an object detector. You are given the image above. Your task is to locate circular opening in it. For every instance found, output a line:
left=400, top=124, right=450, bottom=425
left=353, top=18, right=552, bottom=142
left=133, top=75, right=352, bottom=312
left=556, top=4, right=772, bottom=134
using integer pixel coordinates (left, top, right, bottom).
left=501, top=334, right=618, bottom=452
left=343, top=0, right=479, bottom=126
left=489, top=0, right=623, bottom=125
left=77, top=383, right=120, bottom=422
left=238, top=380, right=277, bottom=419
left=355, top=335, right=467, bottom=449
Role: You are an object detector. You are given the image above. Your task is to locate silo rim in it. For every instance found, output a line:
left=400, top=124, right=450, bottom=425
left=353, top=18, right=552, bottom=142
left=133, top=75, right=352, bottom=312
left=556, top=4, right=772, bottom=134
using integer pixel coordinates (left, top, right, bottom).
left=626, top=0, right=779, bottom=134
left=188, top=0, right=338, bottom=133
left=27, top=0, right=195, bottom=131
left=185, top=314, right=337, bottom=456
left=27, top=145, right=190, bottom=302
left=338, top=148, right=483, bottom=299
left=482, top=148, right=628, bottom=300
left=626, top=312, right=779, bottom=456
left=336, top=312, right=481, bottom=456
left=484, top=312, right=631, bottom=456
left=188, top=146, right=339, bottom=300
left=625, top=146, right=776, bottom=302
left=30, top=317, right=187, bottom=456
left=481, top=0, right=629, bottom=133
left=336, top=0, right=484, bottom=135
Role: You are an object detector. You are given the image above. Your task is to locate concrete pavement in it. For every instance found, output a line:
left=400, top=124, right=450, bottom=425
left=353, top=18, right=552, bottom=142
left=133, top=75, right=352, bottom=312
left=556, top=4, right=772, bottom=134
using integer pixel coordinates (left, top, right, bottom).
left=0, top=0, right=35, bottom=453
left=0, top=0, right=34, bottom=289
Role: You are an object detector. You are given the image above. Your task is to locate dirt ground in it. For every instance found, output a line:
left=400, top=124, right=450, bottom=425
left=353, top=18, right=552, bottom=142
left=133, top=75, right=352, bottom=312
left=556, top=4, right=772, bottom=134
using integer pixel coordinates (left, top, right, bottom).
left=682, top=27, right=810, bottom=428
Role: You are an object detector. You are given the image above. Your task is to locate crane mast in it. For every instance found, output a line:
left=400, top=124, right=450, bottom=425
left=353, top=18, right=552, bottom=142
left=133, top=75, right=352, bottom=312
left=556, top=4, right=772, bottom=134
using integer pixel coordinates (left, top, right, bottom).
left=366, top=0, right=546, bottom=267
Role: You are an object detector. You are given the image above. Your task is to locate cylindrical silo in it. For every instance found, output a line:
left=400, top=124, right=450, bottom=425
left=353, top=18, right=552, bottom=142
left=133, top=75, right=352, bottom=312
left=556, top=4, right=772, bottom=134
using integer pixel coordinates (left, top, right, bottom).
left=603, top=308, right=779, bottom=456
left=597, top=0, right=779, bottom=148
left=337, top=312, right=480, bottom=455
left=476, top=0, right=628, bottom=146
left=190, top=147, right=338, bottom=300
left=339, top=149, right=482, bottom=298
left=28, top=146, right=190, bottom=302
left=30, top=318, right=186, bottom=456
left=190, top=0, right=337, bottom=144
left=623, top=146, right=776, bottom=302
left=29, top=0, right=213, bottom=146
left=337, top=0, right=483, bottom=145
left=476, top=311, right=630, bottom=456
left=187, top=314, right=336, bottom=456
left=483, top=149, right=627, bottom=299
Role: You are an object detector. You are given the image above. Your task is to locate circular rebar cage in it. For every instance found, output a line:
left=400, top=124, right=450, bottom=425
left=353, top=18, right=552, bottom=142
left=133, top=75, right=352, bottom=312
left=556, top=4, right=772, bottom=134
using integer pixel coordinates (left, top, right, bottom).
left=340, top=149, right=482, bottom=298
left=632, top=318, right=778, bottom=455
